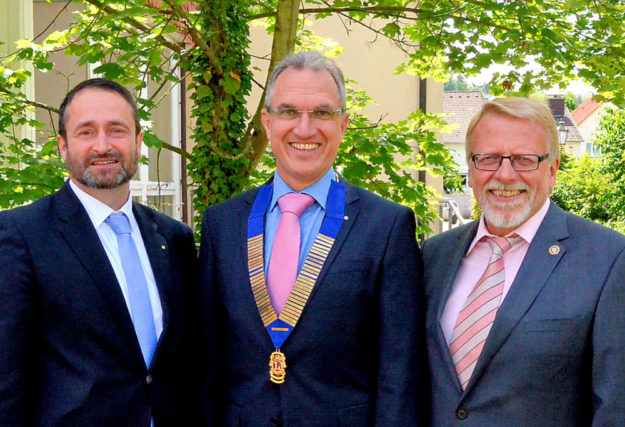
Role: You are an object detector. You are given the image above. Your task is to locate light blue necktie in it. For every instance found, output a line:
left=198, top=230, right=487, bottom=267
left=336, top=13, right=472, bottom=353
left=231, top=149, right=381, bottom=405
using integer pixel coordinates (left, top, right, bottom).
left=106, top=213, right=157, bottom=367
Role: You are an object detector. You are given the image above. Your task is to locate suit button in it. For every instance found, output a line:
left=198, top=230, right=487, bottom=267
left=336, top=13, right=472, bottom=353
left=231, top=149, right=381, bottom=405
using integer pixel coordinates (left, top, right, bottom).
left=270, top=417, right=283, bottom=427
left=456, top=409, right=468, bottom=419
left=145, top=375, right=153, bottom=384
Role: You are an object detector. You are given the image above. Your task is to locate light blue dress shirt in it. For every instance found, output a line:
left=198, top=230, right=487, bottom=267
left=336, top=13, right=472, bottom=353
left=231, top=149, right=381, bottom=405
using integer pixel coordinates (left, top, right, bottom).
left=263, top=167, right=335, bottom=274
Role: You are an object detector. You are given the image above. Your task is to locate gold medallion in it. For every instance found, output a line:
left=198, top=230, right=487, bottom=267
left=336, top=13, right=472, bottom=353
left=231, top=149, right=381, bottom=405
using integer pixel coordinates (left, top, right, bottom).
left=269, top=350, right=287, bottom=384
left=548, top=245, right=561, bottom=255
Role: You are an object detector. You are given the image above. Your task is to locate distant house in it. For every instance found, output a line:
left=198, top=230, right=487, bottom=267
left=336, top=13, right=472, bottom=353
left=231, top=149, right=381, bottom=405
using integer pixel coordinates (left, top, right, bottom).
left=547, top=97, right=585, bottom=156
left=442, top=91, right=485, bottom=175
left=442, top=91, right=485, bottom=218
left=573, top=98, right=611, bottom=155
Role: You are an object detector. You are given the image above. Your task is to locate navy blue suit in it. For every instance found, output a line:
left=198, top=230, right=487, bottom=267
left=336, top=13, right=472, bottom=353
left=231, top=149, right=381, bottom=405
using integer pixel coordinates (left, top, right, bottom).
left=0, top=182, right=198, bottom=426
left=199, top=180, right=426, bottom=426
left=423, top=202, right=625, bottom=426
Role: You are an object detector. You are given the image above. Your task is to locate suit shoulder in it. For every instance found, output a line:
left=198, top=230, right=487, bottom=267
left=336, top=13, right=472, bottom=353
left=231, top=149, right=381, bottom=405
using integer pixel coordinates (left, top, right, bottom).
left=133, top=202, right=192, bottom=236
left=563, top=209, right=625, bottom=248
left=422, top=221, right=477, bottom=257
left=203, top=188, right=258, bottom=218
left=0, top=193, right=56, bottom=228
left=347, top=184, right=412, bottom=214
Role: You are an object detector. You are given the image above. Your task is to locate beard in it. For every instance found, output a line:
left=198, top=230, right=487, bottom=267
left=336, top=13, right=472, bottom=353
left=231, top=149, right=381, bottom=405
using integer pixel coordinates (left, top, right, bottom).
left=66, top=148, right=139, bottom=190
left=477, top=181, right=534, bottom=231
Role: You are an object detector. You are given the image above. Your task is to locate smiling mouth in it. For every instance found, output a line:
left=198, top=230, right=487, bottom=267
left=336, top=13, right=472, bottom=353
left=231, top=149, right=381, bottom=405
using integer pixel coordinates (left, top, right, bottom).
left=489, top=189, right=525, bottom=198
left=90, top=159, right=119, bottom=166
left=290, top=143, right=320, bottom=151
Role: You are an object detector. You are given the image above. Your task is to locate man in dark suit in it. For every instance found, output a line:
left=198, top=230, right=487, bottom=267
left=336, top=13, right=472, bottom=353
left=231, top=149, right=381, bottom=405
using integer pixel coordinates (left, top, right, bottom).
left=199, top=51, right=425, bottom=426
left=423, top=97, right=625, bottom=425
left=0, top=79, right=197, bottom=426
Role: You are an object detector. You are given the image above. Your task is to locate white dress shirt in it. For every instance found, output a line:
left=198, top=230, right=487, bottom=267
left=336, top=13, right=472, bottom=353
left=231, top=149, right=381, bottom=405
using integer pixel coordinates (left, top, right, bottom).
left=69, top=180, right=163, bottom=338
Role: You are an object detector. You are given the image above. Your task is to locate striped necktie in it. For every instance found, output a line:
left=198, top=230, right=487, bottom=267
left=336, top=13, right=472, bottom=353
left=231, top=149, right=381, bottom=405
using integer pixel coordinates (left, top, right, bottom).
left=450, top=235, right=523, bottom=389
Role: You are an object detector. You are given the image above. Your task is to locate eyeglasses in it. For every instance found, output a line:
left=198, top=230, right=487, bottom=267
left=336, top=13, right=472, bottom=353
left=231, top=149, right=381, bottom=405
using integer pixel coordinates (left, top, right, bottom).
left=471, top=153, right=549, bottom=171
left=266, top=107, right=345, bottom=121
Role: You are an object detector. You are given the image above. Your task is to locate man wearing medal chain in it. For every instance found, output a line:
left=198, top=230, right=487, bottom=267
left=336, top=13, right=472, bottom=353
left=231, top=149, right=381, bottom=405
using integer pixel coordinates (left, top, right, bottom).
left=198, top=51, right=426, bottom=426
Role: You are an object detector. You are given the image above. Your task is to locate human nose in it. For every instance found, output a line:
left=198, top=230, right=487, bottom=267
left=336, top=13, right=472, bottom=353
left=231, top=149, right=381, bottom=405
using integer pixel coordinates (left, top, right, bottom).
left=493, top=156, right=518, bottom=181
left=292, top=112, right=316, bottom=138
left=91, top=130, right=111, bottom=153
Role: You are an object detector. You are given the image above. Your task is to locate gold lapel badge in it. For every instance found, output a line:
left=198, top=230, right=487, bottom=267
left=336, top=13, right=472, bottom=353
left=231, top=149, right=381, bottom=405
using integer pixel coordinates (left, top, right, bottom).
left=548, top=245, right=561, bottom=255
left=161, top=245, right=166, bottom=250
left=269, top=350, right=287, bottom=384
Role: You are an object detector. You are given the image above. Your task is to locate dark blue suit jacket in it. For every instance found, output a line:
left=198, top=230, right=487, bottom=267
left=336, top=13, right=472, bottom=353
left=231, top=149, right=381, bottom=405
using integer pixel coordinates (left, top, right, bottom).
left=0, top=182, right=198, bottom=426
left=199, top=180, right=426, bottom=426
left=422, top=202, right=625, bottom=426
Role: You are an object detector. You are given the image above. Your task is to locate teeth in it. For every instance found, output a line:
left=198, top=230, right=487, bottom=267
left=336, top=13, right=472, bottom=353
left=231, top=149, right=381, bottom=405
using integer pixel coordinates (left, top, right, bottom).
left=291, top=143, right=319, bottom=151
left=92, top=160, right=117, bottom=165
left=492, top=189, right=523, bottom=197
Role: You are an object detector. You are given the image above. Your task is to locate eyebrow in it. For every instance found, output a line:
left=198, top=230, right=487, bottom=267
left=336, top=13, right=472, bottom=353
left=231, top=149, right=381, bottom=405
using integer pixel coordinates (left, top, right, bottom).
left=73, top=120, right=131, bottom=129
left=275, top=103, right=336, bottom=109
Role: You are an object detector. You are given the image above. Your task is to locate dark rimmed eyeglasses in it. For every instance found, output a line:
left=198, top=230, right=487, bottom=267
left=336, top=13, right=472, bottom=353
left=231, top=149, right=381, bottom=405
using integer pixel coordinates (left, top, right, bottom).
left=471, top=153, right=549, bottom=171
left=266, top=107, right=345, bottom=121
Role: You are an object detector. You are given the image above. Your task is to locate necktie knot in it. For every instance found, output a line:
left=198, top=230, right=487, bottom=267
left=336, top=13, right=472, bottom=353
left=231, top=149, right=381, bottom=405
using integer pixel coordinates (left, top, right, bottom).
left=486, top=234, right=523, bottom=258
left=277, top=193, right=315, bottom=218
left=106, top=213, right=131, bottom=235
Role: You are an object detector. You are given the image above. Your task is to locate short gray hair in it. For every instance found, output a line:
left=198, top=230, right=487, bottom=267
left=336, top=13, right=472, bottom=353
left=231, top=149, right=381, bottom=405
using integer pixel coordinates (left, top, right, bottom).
left=466, top=97, right=560, bottom=163
left=264, top=51, right=346, bottom=109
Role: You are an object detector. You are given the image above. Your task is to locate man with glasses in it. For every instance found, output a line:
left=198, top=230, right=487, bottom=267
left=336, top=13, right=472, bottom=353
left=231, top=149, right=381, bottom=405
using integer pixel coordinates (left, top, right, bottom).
left=422, top=97, right=625, bottom=425
left=198, top=51, right=426, bottom=426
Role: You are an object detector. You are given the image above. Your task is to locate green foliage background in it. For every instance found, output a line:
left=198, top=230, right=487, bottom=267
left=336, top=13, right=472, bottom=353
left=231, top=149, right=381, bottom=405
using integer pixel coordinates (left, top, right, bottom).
left=2, top=0, right=625, bottom=236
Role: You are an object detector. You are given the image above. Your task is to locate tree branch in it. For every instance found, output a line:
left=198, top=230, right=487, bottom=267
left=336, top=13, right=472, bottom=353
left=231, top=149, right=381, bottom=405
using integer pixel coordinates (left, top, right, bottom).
left=0, top=88, right=59, bottom=113
left=81, top=0, right=184, bottom=53
left=161, top=0, right=224, bottom=76
left=160, top=140, right=191, bottom=160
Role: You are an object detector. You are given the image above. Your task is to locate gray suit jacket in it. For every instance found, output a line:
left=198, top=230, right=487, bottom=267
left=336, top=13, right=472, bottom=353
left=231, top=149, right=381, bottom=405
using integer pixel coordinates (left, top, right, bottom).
left=422, top=202, right=625, bottom=426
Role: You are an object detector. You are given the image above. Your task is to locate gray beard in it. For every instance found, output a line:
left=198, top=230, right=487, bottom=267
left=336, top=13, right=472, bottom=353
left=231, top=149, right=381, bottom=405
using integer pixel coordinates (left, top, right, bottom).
left=79, top=167, right=132, bottom=189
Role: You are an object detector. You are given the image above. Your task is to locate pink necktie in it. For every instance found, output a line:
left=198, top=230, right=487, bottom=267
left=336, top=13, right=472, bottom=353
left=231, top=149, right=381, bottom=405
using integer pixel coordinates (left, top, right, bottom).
left=267, top=193, right=315, bottom=315
left=450, top=235, right=522, bottom=389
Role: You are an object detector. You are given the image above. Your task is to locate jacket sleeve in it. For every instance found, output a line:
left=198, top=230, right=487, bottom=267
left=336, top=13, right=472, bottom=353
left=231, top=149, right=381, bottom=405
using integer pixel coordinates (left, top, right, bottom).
left=374, top=207, right=428, bottom=426
left=0, top=214, right=37, bottom=426
left=591, top=246, right=625, bottom=425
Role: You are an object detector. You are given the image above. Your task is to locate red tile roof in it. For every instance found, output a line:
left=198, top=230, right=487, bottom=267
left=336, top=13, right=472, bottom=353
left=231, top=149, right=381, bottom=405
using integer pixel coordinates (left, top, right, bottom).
left=572, top=98, right=603, bottom=126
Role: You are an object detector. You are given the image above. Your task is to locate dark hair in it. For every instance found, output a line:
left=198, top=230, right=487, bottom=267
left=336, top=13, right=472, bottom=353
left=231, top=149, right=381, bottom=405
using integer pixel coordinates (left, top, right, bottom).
left=58, top=78, right=141, bottom=138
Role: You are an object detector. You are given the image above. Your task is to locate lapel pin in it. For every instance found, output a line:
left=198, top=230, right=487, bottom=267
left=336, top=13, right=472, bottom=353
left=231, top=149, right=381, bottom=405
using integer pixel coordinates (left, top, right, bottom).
left=161, top=245, right=166, bottom=250
left=344, top=215, right=349, bottom=220
left=548, top=245, right=560, bottom=255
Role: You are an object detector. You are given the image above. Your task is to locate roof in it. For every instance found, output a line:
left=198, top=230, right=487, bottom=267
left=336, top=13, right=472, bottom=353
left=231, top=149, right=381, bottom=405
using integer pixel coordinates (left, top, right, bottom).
left=548, top=97, right=584, bottom=143
left=443, top=91, right=485, bottom=144
left=572, top=98, right=604, bottom=126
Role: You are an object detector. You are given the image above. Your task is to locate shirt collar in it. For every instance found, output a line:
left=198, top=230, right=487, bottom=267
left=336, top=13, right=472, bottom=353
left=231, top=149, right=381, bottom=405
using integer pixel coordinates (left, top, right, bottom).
left=269, top=167, right=335, bottom=212
left=69, top=180, right=134, bottom=229
left=467, top=198, right=551, bottom=255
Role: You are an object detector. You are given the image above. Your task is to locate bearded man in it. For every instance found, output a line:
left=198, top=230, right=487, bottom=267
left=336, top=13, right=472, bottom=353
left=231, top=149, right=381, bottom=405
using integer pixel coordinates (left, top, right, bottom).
left=422, top=97, right=625, bottom=425
left=0, top=78, right=198, bottom=426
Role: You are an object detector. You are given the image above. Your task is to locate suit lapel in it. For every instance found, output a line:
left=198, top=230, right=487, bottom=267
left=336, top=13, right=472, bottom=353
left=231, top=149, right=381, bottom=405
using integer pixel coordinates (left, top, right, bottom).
left=433, top=222, right=479, bottom=391
left=464, top=203, right=569, bottom=393
left=53, top=183, right=143, bottom=367
left=133, top=204, right=173, bottom=364
left=312, top=180, right=360, bottom=291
